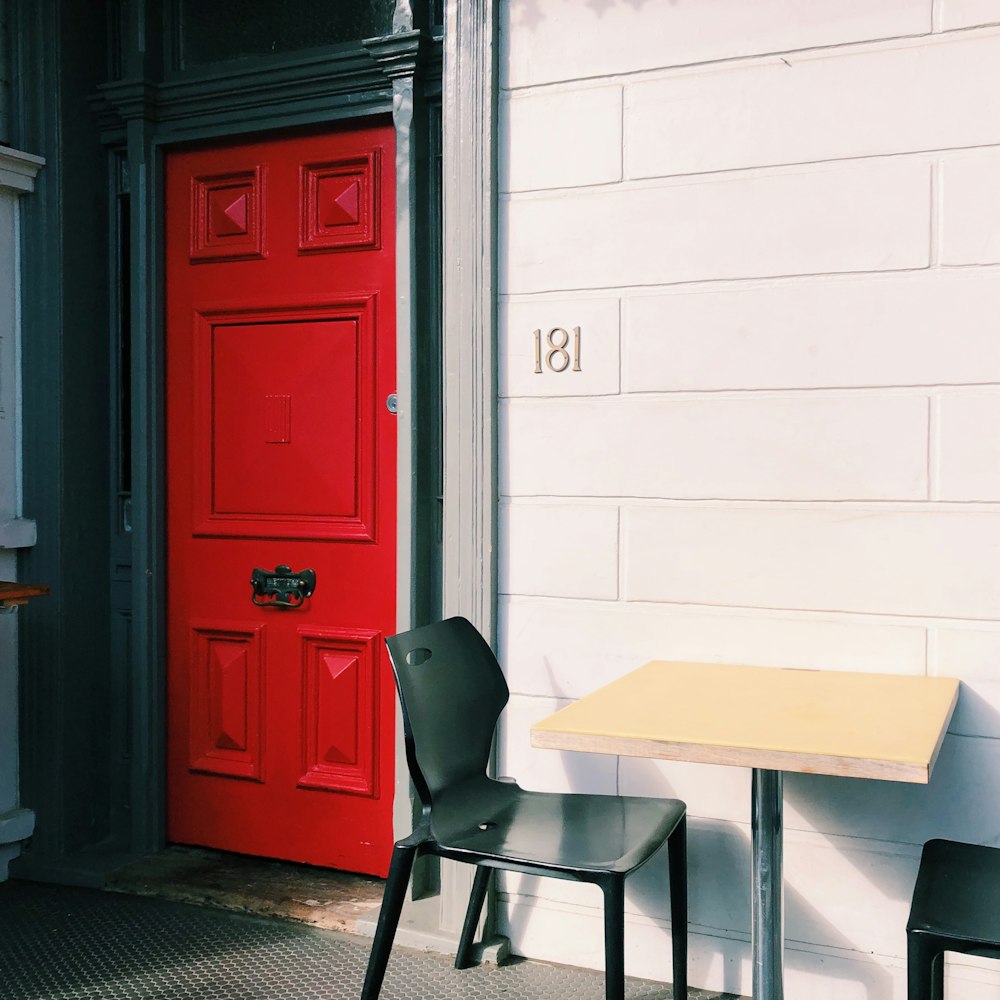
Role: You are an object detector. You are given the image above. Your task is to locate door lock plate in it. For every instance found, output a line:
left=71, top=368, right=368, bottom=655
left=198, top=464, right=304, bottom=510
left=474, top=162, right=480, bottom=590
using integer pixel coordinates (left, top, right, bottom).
left=250, top=564, right=316, bottom=608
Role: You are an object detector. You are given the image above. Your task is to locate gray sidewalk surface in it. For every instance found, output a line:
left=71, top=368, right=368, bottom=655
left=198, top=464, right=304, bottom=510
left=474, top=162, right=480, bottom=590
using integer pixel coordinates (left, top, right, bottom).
left=0, top=879, right=742, bottom=1000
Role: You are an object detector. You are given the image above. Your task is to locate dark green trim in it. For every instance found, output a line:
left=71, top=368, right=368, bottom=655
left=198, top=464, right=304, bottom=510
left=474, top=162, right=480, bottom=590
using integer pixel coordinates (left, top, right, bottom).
left=122, top=114, right=166, bottom=855
left=12, top=0, right=444, bottom=883
left=12, top=0, right=117, bottom=872
left=92, top=32, right=441, bottom=148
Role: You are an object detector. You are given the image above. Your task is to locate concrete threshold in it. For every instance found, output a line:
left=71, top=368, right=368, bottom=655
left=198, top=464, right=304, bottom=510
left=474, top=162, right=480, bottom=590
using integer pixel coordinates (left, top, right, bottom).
left=105, top=844, right=384, bottom=935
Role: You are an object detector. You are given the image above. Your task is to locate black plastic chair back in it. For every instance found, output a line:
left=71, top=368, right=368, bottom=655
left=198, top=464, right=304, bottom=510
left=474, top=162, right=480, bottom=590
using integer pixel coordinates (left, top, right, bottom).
left=386, top=616, right=509, bottom=805
left=907, top=838, right=1000, bottom=999
left=365, top=616, right=688, bottom=1000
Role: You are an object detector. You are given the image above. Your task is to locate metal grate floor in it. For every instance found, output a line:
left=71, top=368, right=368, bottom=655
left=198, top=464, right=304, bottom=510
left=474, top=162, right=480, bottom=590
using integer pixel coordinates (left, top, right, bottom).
left=0, top=880, right=741, bottom=1000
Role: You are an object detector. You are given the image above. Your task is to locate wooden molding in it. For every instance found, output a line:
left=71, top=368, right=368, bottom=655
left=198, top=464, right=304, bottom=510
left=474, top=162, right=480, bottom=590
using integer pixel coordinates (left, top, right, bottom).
left=441, top=0, right=498, bottom=645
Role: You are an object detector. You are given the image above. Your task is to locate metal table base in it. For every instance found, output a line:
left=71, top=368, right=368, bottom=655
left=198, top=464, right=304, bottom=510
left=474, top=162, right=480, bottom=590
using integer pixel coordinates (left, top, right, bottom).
left=752, top=769, right=784, bottom=1000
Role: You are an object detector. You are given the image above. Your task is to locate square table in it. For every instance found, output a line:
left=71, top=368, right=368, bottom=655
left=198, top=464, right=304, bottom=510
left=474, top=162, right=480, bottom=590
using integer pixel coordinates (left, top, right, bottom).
left=531, top=661, right=959, bottom=1000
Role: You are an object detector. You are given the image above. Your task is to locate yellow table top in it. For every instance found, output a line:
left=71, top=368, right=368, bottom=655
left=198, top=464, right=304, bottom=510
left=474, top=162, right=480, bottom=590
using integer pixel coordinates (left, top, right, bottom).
left=531, top=661, right=959, bottom=783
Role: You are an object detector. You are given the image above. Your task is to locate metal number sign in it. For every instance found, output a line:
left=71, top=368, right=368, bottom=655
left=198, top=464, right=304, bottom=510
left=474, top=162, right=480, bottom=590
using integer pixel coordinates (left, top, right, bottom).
left=533, top=327, right=582, bottom=374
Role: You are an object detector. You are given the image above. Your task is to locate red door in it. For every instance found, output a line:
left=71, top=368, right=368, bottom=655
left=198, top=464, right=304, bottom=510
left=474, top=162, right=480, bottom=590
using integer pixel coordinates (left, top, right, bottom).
left=165, top=123, right=396, bottom=876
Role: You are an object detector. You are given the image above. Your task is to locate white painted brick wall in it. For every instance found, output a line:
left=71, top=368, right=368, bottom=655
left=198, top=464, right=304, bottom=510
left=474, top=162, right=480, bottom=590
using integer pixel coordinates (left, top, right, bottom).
left=623, top=271, right=1000, bottom=392
left=497, top=7, right=1000, bottom=998
left=501, top=597, right=927, bottom=700
left=504, top=159, right=930, bottom=294
left=502, top=393, right=928, bottom=500
left=501, top=86, right=622, bottom=192
left=934, top=390, right=1000, bottom=500
left=502, top=693, right=618, bottom=794
left=939, top=147, right=1000, bottom=264
left=622, top=505, right=1000, bottom=619
left=625, top=32, right=1000, bottom=179
left=501, top=0, right=931, bottom=90
left=930, top=627, right=1000, bottom=738
left=938, top=0, right=1000, bottom=30
left=500, top=502, right=619, bottom=600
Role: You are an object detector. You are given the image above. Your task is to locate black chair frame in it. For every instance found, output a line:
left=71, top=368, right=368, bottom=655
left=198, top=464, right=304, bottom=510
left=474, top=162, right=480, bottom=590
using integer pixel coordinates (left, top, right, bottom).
left=907, top=838, right=1000, bottom=1000
left=361, top=616, right=688, bottom=1000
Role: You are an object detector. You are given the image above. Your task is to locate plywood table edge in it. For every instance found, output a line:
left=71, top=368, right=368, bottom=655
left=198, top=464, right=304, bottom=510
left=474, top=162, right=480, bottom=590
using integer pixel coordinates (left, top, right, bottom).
left=925, top=678, right=961, bottom=782
left=531, top=729, right=935, bottom=784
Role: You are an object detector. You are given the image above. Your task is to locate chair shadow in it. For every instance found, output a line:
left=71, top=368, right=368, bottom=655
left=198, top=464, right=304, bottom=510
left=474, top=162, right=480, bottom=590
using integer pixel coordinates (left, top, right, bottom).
left=783, top=686, right=1000, bottom=863
left=500, top=742, right=896, bottom=999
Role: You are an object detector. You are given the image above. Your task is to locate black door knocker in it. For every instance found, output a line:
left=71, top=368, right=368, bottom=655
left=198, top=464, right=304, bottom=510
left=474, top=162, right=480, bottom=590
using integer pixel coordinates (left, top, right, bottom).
left=250, top=565, right=316, bottom=609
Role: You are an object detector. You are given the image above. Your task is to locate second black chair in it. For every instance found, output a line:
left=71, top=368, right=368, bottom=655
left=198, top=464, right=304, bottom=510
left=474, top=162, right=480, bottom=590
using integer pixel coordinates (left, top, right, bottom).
left=360, top=616, right=688, bottom=1000
left=907, top=838, right=1000, bottom=1000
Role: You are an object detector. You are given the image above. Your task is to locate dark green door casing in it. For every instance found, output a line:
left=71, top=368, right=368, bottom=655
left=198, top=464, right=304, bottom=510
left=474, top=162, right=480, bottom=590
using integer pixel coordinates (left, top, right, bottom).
left=10, top=0, right=443, bottom=881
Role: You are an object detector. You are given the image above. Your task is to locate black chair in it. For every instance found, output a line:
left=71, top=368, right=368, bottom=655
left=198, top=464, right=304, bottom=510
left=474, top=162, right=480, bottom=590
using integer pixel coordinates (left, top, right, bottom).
left=361, top=616, right=688, bottom=1000
left=907, top=838, right=1000, bottom=1000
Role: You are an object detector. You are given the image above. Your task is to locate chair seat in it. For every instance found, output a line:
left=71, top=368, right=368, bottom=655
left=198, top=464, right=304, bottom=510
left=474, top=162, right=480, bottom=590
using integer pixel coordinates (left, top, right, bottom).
left=908, top=838, right=1000, bottom=949
left=362, top=617, right=688, bottom=1000
left=429, top=777, right=686, bottom=877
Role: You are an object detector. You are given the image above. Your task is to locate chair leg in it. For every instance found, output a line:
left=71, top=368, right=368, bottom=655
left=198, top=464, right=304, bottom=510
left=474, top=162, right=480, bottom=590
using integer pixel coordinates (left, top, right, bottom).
left=455, top=865, right=492, bottom=969
left=361, top=843, right=419, bottom=1000
left=931, top=950, right=944, bottom=1000
left=907, top=931, right=942, bottom=1000
left=603, top=877, right=626, bottom=1000
left=668, top=816, right=688, bottom=1000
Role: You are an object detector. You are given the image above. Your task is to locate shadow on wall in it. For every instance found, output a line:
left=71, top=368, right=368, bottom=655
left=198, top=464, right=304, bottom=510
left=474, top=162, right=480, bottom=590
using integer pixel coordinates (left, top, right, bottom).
left=508, top=0, right=664, bottom=35
left=541, top=745, right=895, bottom=999
left=629, top=818, right=896, bottom=1000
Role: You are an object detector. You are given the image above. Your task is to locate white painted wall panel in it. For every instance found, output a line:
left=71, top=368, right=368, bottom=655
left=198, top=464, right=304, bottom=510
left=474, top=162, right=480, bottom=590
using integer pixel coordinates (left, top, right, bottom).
left=501, top=597, right=927, bottom=700
left=937, top=0, right=1000, bottom=29
left=780, top=734, right=1000, bottom=846
left=940, top=148, right=1000, bottom=264
left=503, top=160, right=930, bottom=294
left=500, top=502, right=619, bottom=599
left=501, top=86, right=622, bottom=192
left=721, top=831, right=916, bottom=960
left=626, top=33, right=1000, bottom=178
left=501, top=693, right=618, bottom=795
left=623, top=505, right=1000, bottom=619
left=501, top=0, right=931, bottom=90
left=781, top=836, right=915, bottom=963
left=935, top=390, right=1000, bottom=500
left=931, top=627, right=1000, bottom=739
left=615, top=735, right=1000, bottom=862
left=498, top=3, right=1000, bottom=996
left=623, top=271, right=1000, bottom=392
left=502, top=394, right=928, bottom=501
left=619, top=756, right=750, bottom=827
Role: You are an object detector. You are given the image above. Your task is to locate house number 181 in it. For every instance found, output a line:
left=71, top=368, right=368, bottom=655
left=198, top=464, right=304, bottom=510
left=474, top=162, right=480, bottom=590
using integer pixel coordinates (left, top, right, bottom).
left=533, top=327, right=582, bottom=374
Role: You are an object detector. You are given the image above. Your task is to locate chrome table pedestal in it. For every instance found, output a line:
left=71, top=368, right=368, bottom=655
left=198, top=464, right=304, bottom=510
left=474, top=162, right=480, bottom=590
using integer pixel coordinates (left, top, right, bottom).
left=752, top=769, right=784, bottom=1000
